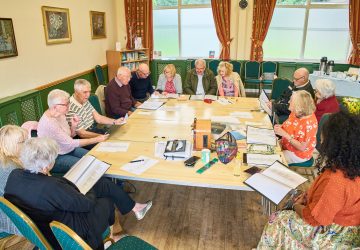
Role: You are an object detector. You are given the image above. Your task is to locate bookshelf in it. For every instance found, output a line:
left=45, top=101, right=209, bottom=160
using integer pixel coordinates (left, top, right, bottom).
left=106, top=48, right=150, bottom=80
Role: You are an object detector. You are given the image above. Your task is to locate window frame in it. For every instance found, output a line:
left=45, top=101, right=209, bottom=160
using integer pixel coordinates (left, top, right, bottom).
left=264, top=0, right=350, bottom=63
left=153, top=1, right=219, bottom=58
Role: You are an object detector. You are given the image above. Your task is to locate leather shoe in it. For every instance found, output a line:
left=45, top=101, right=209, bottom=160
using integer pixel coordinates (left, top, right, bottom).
left=134, top=200, right=152, bottom=220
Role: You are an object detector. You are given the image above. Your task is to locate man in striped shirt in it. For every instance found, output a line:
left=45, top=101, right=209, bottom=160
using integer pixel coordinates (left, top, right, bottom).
left=66, top=79, right=124, bottom=139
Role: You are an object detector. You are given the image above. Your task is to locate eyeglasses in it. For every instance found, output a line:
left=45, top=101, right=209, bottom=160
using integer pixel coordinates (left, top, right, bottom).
left=138, top=70, right=151, bottom=76
left=56, top=103, right=69, bottom=107
left=293, top=76, right=305, bottom=81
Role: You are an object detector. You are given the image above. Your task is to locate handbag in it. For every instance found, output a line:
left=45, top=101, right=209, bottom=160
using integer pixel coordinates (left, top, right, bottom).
left=215, top=132, right=238, bottom=164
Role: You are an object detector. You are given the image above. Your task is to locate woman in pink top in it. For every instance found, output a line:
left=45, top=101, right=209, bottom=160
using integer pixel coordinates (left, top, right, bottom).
left=37, top=89, right=108, bottom=174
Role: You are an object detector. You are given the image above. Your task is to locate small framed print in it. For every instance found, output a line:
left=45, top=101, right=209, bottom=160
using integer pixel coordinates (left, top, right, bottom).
left=0, top=18, right=18, bottom=59
left=90, top=11, right=106, bottom=39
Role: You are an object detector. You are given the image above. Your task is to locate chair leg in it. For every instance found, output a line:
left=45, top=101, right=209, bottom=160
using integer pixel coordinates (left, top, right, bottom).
left=112, top=208, right=123, bottom=236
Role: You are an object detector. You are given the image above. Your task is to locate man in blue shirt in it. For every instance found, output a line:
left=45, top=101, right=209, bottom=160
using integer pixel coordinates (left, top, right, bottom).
left=129, top=63, right=155, bottom=102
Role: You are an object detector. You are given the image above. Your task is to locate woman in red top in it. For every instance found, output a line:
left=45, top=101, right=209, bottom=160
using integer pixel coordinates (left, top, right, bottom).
left=258, top=111, right=360, bottom=249
left=274, top=90, right=318, bottom=164
left=314, top=79, right=340, bottom=122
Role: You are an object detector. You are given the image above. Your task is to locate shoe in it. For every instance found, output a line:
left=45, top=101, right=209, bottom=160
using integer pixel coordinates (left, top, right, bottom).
left=134, top=200, right=152, bottom=220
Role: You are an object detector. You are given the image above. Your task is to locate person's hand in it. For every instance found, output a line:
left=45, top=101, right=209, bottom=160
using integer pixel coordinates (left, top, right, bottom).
left=274, top=125, right=287, bottom=137
left=294, top=192, right=307, bottom=206
left=135, top=101, right=142, bottom=108
left=127, top=111, right=133, bottom=116
left=163, top=91, right=168, bottom=96
left=95, top=134, right=109, bottom=143
left=266, top=101, right=272, bottom=109
left=71, top=115, right=80, bottom=128
left=154, top=91, right=160, bottom=96
left=114, top=117, right=125, bottom=125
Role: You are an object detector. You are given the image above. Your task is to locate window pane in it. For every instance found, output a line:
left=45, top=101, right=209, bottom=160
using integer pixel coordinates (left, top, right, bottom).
left=263, top=8, right=306, bottom=59
left=276, top=0, right=306, bottom=5
left=181, top=8, right=219, bottom=57
left=182, top=0, right=211, bottom=5
left=304, top=9, right=349, bottom=60
left=153, top=9, right=179, bottom=57
left=311, top=0, right=348, bottom=3
left=153, top=0, right=178, bottom=8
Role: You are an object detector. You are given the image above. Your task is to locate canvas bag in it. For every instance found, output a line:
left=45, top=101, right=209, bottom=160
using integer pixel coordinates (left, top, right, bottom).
left=215, top=132, right=238, bottom=164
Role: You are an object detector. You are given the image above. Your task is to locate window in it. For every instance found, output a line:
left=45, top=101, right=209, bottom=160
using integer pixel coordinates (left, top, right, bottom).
left=153, top=0, right=219, bottom=58
left=263, top=0, right=350, bottom=62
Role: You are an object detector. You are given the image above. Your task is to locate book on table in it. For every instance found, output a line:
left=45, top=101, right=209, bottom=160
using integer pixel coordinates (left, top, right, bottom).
left=163, top=140, right=192, bottom=159
left=64, top=155, right=110, bottom=195
left=244, top=161, right=307, bottom=205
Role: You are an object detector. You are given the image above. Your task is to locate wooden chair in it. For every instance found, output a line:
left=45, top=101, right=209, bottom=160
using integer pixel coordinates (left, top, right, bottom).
left=50, top=221, right=157, bottom=250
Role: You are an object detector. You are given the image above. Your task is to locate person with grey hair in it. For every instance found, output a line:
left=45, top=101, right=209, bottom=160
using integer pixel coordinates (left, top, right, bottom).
left=105, top=67, right=142, bottom=118
left=5, top=137, right=153, bottom=250
left=129, top=63, right=155, bottom=102
left=66, top=79, right=125, bottom=140
left=37, top=89, right=108, bottom=174
left=184, top=59, right=217, bottom=95
left=314, top=79, right=339, bottom=122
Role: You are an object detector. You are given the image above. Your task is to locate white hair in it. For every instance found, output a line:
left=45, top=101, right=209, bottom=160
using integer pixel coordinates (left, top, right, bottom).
left=117, top=66, right=130, bottom=76
left=47, top=89, right=70, bottom=108
left=315, top=79, right=336, bottom=99
left=20, top=138, right=59, bottom=174
left=74, top=79, right=91, bottom=92
left=195, top=59, right=206, bottom=68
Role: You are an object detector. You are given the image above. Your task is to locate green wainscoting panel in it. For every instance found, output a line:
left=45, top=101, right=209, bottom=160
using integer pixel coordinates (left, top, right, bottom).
left=278, top=62, right=296, bottom=80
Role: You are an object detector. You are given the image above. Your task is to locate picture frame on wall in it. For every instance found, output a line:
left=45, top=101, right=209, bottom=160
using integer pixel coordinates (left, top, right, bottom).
left=41, top=6, right=72, bottom=45
left=90, top=11, right=106, bottom=39
left=0, top=18, right=18, bottom=59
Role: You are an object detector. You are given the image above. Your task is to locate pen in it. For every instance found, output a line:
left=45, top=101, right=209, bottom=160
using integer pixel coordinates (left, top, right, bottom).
left=130, top=159, right=144, bottom=163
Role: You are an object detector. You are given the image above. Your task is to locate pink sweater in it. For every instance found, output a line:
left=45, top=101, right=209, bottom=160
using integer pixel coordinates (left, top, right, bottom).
left=37, top=113, right=79, bottom=155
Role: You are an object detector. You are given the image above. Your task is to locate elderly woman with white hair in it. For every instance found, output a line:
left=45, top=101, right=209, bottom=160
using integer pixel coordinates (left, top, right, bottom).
left=314, top=79, right=339, bottom=122
left=4, top=137, right=152, bottom=250
left=37, top=89, right=108, bottom=174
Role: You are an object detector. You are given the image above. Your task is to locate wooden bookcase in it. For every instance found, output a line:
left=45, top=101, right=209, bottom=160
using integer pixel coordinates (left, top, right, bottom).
left=106, top=48, right=150, bottom=80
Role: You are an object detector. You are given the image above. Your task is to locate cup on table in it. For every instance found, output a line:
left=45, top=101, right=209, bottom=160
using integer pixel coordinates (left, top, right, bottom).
left=201, top=149, right=210, bottom=163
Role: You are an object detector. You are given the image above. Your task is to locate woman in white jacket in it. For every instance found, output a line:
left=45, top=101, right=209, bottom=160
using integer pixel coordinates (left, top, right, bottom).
left=156, top=64, right=182, bottom=95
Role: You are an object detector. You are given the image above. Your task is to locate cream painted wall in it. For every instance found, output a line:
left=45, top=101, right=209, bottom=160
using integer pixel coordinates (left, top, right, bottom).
left=0, top=0, right=118, bottom=99
left=230, top=0, right=253, bottom=60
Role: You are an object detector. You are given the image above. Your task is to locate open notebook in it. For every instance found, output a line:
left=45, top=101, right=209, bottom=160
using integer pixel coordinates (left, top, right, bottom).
left=64, top=155, right=110, bottom=194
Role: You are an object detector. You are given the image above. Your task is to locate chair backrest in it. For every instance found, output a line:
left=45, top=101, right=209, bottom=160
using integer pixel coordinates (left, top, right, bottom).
left=245, top=61, right=260, bottom=78
left=208, top=60, right=220, bottom=75
left=230, top=60, right=242, bottom=76
left=261, top=61, right=277, bottom=74
left=271, top=78, right=292, bottom=100
left=88, top=95, right=102, bottom=115
left=94, top=65, right=106, bottom=85
left=316, top=113, right=331, bottom=150
left=50, top=221, right=90, bottom=250
left=0, top=197, right=52, bottom=250
left=94, top=85, right=106, bottom=115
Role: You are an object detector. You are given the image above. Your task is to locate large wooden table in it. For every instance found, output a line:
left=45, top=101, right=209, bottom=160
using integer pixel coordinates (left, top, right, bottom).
left=90, top=97, right=284, bottom=191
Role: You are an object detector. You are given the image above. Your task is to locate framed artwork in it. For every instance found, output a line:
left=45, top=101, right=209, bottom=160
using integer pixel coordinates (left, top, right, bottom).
left=0, top=18, right=18, bottom=59
left=41, top=6, right=72, bottom=44
left=90, top=11, right=106, bottom=39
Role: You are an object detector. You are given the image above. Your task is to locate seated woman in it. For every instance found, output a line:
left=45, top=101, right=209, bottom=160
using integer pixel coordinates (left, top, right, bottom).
left=215, top=61, right=246, bottom=97
left=274, top=90, right=317, bottom=164
left=314, top=79, right=339, bottom=122
left=5, top=138, right=152, bottom=250
left=0, top=125, right=28, bottom=236
left=37, top=89, right=108, bottom=174
left=257, top=111, right=360, bottom=249
left=156, top=64, right=182, bottom=95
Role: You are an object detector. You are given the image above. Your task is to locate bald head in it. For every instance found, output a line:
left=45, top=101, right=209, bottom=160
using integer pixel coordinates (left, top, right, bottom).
left=116, top=67, right=131, bottom=85
left=293, top=68, right=309, bottom=86
left=137, top=63, right=150, bottom=79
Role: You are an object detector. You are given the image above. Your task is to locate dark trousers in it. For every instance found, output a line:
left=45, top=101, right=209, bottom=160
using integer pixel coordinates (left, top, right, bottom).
left=88, top=178, right=135, bottom=215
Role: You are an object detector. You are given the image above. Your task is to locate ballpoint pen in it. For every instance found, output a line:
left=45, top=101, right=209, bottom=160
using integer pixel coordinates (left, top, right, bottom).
left=130, top=159, right=145, bottom=163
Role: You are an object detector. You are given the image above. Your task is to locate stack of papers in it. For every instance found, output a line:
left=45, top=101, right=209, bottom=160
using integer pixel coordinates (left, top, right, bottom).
left=217, top=98, right=234, bottom=105
left=246, top=126, right=276, bottom=146
left=151, top=93, right=179, bottom=99
left=259, top=90, right=272, bottom=116
left=121, top=156, right=158, bottom=175
left=190, top=95, right=218, bottom=101
left=245, top=153, right=281, bottom=166
left=138, top=101, right=164, bottom=110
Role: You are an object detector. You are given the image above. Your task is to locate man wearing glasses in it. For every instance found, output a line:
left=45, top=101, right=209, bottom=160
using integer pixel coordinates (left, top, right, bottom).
left=268, top=68, right=315, bottom=120
left=129, top=63, right=155, bottom=102
left=183, top=59, right=217, bottom=95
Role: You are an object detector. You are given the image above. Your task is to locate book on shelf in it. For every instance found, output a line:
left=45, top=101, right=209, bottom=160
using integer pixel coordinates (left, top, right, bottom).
left=163, top=140, right=192, bottom=159
left=63, top=155, right=110, bottom=195
left=244, top=161, right=307, bottom=205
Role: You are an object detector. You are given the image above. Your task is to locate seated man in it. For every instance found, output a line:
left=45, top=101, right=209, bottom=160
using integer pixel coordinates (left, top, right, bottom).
left=268, top=67, right=315, bottom=120
left=105, top=67, right=141, bottom=118
left=129, top=63, right=154, bottom=102
left=66, top=79, right=125, bottom=138
left=183, top=59, right=217, bottom=95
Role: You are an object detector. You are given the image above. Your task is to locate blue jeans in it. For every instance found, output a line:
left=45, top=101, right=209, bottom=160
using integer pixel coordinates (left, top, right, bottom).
left=52, top=147, right=88, bottom=174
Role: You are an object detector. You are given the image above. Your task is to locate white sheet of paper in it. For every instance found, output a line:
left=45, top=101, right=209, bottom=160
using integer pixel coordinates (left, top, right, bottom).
left=230, top=112, right=253, bottom=119
left=211, top=116, right=241, bottom=124
left=259, top=91, right=272, bottom=115
left=204, top=95, right=218, bottom=101
left=217, top=98, right=231, bottom=105
left=246, top=153, right=281, bottom=166
left=121, top=156, right=158, bottom=175
left=138, top=101, right=164, bottom=110
left=138, top=111, right=152, bottom=115
left=96, top=142, right=129, bottom=152
left=246, top=126, right=276, bottom=145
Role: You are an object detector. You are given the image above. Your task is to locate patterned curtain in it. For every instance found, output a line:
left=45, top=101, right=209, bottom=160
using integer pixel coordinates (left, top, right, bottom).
left=348, top=0, right=360, bottom=66
left=250, top=0, right=276, bottom=61
left=124, top=0, right=153, bottom=59
left=211, top=0, right=232, bottom=60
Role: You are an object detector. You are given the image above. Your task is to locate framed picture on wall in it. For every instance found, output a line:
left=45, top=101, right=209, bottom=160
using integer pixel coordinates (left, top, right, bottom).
left=90, top=11, right=106, bottom=39
left=41, top=6, right=72, bottom=45
left=0, top=18, right=18, bottom=59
